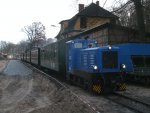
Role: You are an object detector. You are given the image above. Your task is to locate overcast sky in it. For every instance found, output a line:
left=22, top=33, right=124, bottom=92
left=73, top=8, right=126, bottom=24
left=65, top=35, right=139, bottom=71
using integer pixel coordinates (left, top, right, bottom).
left=0, top=0, right=127, bottom=44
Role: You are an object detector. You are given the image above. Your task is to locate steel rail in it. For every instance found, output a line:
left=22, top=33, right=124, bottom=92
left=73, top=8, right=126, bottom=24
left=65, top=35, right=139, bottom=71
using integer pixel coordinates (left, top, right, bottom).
left=104, top=92, right=150, bottom=113
left=114, top=92, right=150, bottom=107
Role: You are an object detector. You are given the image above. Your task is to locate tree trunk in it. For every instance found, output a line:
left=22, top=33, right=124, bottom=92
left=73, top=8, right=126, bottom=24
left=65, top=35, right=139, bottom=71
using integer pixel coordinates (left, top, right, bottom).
left=132, top=0, right=145, bottom=40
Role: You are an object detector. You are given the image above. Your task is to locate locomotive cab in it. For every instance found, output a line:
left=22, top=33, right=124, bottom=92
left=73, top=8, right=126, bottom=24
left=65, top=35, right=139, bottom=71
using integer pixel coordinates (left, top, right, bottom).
left=66, top=39, right=97, bottom=74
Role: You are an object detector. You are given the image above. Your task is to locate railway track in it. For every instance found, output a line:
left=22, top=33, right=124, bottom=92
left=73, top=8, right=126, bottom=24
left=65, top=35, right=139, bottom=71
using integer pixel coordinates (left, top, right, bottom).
left=24, top=61, right=150, bottom=113
left=105, top=92, right=150, bottom=113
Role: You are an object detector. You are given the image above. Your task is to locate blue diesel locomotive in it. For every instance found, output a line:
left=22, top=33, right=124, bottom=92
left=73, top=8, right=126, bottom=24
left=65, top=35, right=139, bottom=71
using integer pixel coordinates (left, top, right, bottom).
left=66, top=39, right=126, bottom=93
left=22, top=39, right=127, bottom=93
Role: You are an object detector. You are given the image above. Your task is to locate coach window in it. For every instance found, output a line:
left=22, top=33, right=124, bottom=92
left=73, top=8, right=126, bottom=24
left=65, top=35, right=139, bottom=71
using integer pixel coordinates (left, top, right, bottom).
left=80, top=16, right=87, bottom=28
left=74, top=43, right=82, bottom=48
left=131, top=56, right=144, bottom=67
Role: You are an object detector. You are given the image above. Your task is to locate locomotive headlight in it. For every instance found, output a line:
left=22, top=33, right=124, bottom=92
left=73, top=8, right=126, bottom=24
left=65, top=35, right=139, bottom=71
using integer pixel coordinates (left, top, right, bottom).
left=94, top=65, right=98, bottom=70
left=122, top=64, right=126, bottom=69
left=108, top=46, right=112, bottom=50
left=92, top=65, right=98, bottom=70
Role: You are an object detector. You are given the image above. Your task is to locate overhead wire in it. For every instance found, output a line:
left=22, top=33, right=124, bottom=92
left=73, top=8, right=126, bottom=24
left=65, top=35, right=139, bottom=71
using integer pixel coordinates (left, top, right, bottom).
left=103, top=0, right=108, bottom=7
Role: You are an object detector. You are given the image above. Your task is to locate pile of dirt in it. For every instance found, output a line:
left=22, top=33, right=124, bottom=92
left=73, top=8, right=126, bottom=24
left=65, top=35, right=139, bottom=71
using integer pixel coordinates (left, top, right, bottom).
left=0, top=70, right=95, bottom=113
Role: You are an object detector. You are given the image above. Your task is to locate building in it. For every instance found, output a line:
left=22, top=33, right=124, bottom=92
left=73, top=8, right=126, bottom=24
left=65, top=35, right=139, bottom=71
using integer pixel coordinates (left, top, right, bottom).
left=56, top=1, right=118, bottom=40
left=56, top=1, right=150, bottom=45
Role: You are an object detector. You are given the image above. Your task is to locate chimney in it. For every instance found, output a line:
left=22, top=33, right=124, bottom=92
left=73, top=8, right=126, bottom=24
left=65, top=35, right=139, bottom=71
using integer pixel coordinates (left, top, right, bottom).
left=79, top=4, right=84, bottom=12
left=96, top=1, right=99, bottom=6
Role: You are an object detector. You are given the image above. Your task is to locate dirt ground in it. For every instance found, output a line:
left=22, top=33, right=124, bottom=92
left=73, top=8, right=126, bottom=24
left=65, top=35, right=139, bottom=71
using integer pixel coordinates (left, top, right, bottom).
left=0, top=60, right=8, bottom=72
left=0, top=60, right=95, bottom=113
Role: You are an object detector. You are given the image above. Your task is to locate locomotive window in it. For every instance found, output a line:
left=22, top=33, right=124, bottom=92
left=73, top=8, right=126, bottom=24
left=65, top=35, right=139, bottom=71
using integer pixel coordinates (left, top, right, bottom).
left=74, top=43, right=82, bottom=48
left=131, top=56, right=150, bottom=67
left=102, top=51, right=118, bottom=68
left=80, top=16, right=87, bottom=28
left=131, top=57, right=144, bottom=67
left=146, top=57, right=150, bottom=67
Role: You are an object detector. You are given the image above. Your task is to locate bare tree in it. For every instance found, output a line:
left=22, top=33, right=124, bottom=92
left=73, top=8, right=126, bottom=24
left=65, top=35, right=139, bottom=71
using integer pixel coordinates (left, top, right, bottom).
left=17, top=40, right=29, bottom=52
left=144, top=0, right=150, bottom=32
left=112, top=1, right=136, bottom=27
left=0, top=41, right=8, bottom=53
left=23, top=22, right=46, bottom=48
left=0, top=41, right=16, bottom=54
left=131, top=0, right=145, bottom=38
left=112, top=0, right=149, bottom=36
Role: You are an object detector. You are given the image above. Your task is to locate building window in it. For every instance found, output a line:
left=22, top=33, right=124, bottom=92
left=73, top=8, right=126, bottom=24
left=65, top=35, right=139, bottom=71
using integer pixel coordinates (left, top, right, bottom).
left=80, top=16, right=87, bottom=28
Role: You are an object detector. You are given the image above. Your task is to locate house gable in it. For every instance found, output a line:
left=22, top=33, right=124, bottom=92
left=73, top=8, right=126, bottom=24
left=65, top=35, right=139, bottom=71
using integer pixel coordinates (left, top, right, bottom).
left=57, top=2, right=118, bottom=40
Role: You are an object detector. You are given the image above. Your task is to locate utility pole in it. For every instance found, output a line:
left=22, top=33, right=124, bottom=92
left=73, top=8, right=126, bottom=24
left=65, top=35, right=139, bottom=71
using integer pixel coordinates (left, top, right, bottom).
left=131, top=0, right=145, bottom=40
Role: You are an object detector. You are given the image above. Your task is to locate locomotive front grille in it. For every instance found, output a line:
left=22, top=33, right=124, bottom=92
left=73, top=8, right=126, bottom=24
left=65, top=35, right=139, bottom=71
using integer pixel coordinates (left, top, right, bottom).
left=102, top=51, right=118, bottom=69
